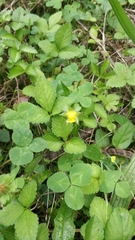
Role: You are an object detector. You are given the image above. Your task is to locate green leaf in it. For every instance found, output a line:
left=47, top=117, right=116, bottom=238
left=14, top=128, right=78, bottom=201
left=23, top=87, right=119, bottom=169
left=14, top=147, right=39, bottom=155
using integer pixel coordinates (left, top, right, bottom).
left=18, top=102, right=50, bottom=124
left=29, top=138, right=46, bottom=152
left=47, top=172, right=70, bottom=193
left=37, top=223, right=49, bottom=240
left=8, top=48, right=21, bottom=63
left=90, top=197, right=112, bottom=228
left=52, top=116, right=73, bottom=141
left=80, top=96, right=92, bottom=108
left=12, top=127, right=33, bottom=147
left=18, top=181, right=37, bottom=208
left=38, top=40, right=58, bottom=57
left=78, top=82, right=93, bottom=96
left=100, top=170, right=122, bottom=193
left=59, top=45, right=81, bottom=59
left=70, top=163, right=91, bottom=186
left=64, top=137, right=86, bottom=154
left=22, top=85, right=35, bottom=97
left=4, top=109, right=28, bottom=129
left=65, top=185, right=84, bottom=210
left=43, top=133, right=63, bottom=152
left=83, top=118, right=97, bottom=128
left=83, top=144, right=103, bottom=161
left=1, top=226, right=16, bottom=240
left=52, top=96, right=74, bottom=116
left=49, top=11, right=62, bottom=29
left=15, top=209, right=38, bottom=240
left=24, top=154, right=43, bottom=174
left=46, top=0, right=63, bottom=9
left=85, top=216, right=104, bottom=240
left=58, top=154, right=72, bottom=172
left=0, top=201, right=24, bottom=226
left=55, top=23, right=72, bottom=50
left=105, top=207, right=135, bottom=240
left=36, top=18, right=48, bottom=34
left=20, top=44, right=37, bottom=54
left=94, top=104, right=107, bottom=119
left=52, top=200, right=75, bottom=240
left=12, top=7, right=25, bottom=22
left=8, top=65, right=25, bottom=78
left=35, top=77, right=56, bottom=112
left=9, top=146, right=33, bottom=165
left=132, top=96, right=135, bottom=108
left=95, top=129, right=110, bottom=148
left=0, top=129, right=10, bottom=142
left=112, top=121, right=134, bottom=148
left=115, top=181, right=131, bottom=198
left=108, top=0, right=135, bottom=43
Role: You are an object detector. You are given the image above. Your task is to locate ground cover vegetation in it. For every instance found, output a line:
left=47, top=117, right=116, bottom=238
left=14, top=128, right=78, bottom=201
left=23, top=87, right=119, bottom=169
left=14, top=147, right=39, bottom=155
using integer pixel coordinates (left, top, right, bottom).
left=0, top=0, right=135, bottom=239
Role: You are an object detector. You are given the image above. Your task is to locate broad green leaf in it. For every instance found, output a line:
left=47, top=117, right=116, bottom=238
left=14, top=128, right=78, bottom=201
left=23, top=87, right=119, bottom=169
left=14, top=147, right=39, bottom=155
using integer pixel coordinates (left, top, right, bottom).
left=59, top=45, right=81, bottom=59
left=37, top=223, right=49, bottom=240
left=64, top=137, right=86, bottom=154
left=24, top=154, right=43, bottom=174
left=0, top=129, right=10, bottom=142
left=47, top=172, right=70, bottom=193
left=18, top=181, right=37, bottom=208
left=49, top=11, right=62, bottom=29
left=22, top=85, right=35, bottom=97
left=38, top=40, right=58, bottom=57
left=46, top=0, right=63, bottom=9
left=83, top=144, right=103, bottom=161
left=78, top=82, right=93, bottom=96
left=105, top=207, right=135, bottom=240
left=52, top=200, right=75, bottom=240
left=115, top=181, right=131, bottom=198
left=52, top=96, right=74, bottom=116
left=36, top=18, right=48, bottom=34
left=43, top=133, right=63, bottom=152
left=15, top=209, right=38, bottom=240
left=85, top=216, right=104, bottom=240
left=90, top=197, right=112, bottom=228
left=18, top=102, right=50, bottom=124
left=9, top=146, right=33, bottom=165
left=20, top=44, right=37, bottom=54
left=8, top=48, right=20, bottom=63
left=112, top=121, right=134, bottom=148
left=4, top=109, right=28, bottom=129
left=70, top=163, right=91, bottom=186
left=95, top=129, right=110, bottom=148
left=94, top=104, right=107, bottom=119
left=83, top=118, right=97, bottom=128
left=12, top=127, right=33, bottom=147
left=1, top=226, right=16, bottom=240
left=58, top=154, right=71, bottom=172
left=65, top=185, right=84, bottom=210
left=8, top=65, right=25, bottom=78
left=81, top=177, right=100, bottom=194
left=29, top=138, right=46, bottom=152
left=35, top=77, right=56, bottom=112
left=52, top=116, right=73, bottom=141
left=100, top=170, right=122, bottom=193
left=11, top=7, right=25, bottom=22
left=55, top=23, right=72, bottom=50
left=107, top=75, right=126, bottom=88
left=0, top=201, right=24, bottom=226
left=80, top=96, right=92, bottom=108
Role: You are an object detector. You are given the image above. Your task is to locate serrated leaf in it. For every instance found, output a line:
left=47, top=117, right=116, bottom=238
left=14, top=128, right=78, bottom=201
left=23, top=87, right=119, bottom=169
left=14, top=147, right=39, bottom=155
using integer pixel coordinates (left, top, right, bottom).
left=15, top=209, right=38, bottom=240
left=35, top=77, right=56, bottom=112
left=43, top=133, right=63, bottom=152
left=38, top=40, right=58, bottom=57
left=0, top=201, right=24, bottom=226
left=59, top=45, right=81, bottom=59
left=37, top=223, right=49, bottom=240
left=52, top=96, right=74, bottom=116
left=12, top=127, right=33, bottom=147
left=1, top=226, right=16, bottom=240
left=85, top=216, right=104, bottom=240
left=9, top=146, right=33, bottom=165
left=52, top=200, right=75, bottom=240
left=47, top=172, right=70, bottom=193
left=49, top=11, right=62, bottom=29
left=70, top=163, right=91, bottom=186
left=55, top=23, right=72, bottom=50
left=8, top=48, right=20, bottom=63
left=65, top=185, right=84, bottom=210
left=107, top=75, right=126, bottom=88
left=115, top=181, right=131, bottom=198
left=18, top=102, right=50, bottom=124
left=94, top=104, right=107, bottom=119
left=90, top=197, right=112, bottom=228
left=52, top=116, right=73, bottom=141
left=105, top=207, right=135, bottom=240
left=18, top=181, right=37, bottom=208
left=112, top=121, right=134, bottom=148
left=29, top=138, right=46, bottom=152
left=83, top=144, right=103, bottom=161
left=20, top=44, right=37, bottom=54
left=64, top=137, right=86, bottom=154
left=8, top=65, right=25, bottom=78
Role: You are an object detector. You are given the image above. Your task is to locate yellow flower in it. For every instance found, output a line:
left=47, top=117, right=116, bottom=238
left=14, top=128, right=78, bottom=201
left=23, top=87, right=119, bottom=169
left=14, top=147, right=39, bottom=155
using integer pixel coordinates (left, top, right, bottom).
left=111, top=156, right=116, bottom=163
left=65, top=109, right=78, bottom=123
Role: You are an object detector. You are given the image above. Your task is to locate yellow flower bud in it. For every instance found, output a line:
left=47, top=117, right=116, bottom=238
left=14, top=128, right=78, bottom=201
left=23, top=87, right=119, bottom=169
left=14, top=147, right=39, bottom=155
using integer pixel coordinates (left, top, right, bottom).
left=111, top=156, right=116, bottom=163
left=65, top=109, right=78, bottom=123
